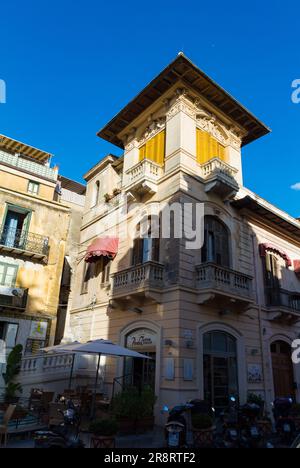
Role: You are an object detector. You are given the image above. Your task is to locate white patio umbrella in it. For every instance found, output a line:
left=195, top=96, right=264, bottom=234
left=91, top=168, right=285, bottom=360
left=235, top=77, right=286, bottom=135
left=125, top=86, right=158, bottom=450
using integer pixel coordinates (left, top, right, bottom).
left=42, top=341, right=80, bottom=389
left=42, top=339, right=151, bottom=416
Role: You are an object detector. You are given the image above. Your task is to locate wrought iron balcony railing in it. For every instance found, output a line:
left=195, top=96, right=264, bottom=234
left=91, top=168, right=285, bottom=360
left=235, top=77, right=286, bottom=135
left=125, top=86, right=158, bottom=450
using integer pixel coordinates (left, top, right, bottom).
left=0, top=226, right=50, bottom=258
left=266, top=288, right=300, bottom=313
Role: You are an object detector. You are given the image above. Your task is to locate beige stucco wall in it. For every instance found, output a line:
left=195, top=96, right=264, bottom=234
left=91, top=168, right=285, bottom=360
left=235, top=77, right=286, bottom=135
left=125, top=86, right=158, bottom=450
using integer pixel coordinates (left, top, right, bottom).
left=68, top=90, right=300, bottom=423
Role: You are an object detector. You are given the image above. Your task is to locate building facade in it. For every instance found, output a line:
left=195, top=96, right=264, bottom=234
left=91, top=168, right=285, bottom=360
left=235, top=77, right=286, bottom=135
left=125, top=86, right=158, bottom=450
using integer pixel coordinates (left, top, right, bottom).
left=67, top=54, right=300, bottom=422
left=0, top=135, right=72, bottom=381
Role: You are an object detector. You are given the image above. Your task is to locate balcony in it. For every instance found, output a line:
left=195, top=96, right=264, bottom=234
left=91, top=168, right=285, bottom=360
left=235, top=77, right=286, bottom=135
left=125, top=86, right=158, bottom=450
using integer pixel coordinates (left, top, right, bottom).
left=200, top=158, right=239, bottom=199
left=266, top=288, right=300, bottom=323
left=0, top=150, right=58, bottom=182
left=125, top=159, right=163, bottom=196
left=0, top=226, right=50, bottom=262
left=0, top=285, right=28, bottom=310
left=195, top=263, right=253, bottom=309
left=111, top=261, right=165, bottom=306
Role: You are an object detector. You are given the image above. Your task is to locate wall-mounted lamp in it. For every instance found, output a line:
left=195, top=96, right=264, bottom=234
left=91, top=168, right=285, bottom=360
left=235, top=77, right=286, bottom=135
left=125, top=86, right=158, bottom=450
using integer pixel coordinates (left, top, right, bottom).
left=186, top=340, right=194, bottom=349
left=129, top=307, right=143, bottom=314
left=164, top=340, right=173, bottom=347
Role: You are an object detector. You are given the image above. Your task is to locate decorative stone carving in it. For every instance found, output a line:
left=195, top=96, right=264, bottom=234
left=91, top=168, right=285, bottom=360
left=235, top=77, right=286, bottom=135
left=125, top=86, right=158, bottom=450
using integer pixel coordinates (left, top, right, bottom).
left=139, top=117, right=166, bottom=145
left=196, top=111, right=229, bottom=145
left=166, top=96, right=196, bottom=121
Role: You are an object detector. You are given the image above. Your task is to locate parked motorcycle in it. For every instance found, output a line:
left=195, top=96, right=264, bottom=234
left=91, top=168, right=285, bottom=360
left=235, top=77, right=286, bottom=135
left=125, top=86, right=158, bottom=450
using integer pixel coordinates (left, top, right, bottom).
left=34, top=399, right=85, bottom=449
left=239, top=403, right=262, bottom=448
left=220, top=396, right=240, bottom=448
left=272, top=398, right=296, bottom=445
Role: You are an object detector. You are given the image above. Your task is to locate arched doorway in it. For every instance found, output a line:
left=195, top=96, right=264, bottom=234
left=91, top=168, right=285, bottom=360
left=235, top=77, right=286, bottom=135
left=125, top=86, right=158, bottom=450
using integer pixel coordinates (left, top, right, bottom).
left=271, top=340, right=295, bottom=399
left=124, top=328, right=156, bottom=389
left=203, top=330, right=238, bottom=412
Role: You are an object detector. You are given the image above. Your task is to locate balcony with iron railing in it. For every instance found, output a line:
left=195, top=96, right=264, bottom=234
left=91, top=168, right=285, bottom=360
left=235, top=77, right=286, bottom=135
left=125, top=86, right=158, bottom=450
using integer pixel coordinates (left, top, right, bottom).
left=125, top=159, right=163, bottom=195
left=0, top=226, right=50, bottom=261
left=0, top=150, right=58, bottom=182
left=111, top=261, right=165, bottom=305
left=0, top=285, right=28, bottom=310
left=266, top=287, right=300, bottom=322
left=195, top=262, right=253, bottom=308
left=199, top=158, right=239, bottom=198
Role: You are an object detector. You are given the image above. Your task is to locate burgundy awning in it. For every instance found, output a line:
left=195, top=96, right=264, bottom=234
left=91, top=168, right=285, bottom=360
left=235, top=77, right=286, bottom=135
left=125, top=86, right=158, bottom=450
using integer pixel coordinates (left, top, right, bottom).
left=259, top=243, right=292, bottom=268
left=85, top=237, right=119, bottom=263
left=294, top=260, right=300, bottom=278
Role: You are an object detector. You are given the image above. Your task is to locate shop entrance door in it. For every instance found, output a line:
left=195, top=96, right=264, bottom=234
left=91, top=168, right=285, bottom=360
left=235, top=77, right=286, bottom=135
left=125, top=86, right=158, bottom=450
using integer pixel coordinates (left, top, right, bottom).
left=203, top=331, right=238, bottom=413
left=124, top=328, right=156, bottom=390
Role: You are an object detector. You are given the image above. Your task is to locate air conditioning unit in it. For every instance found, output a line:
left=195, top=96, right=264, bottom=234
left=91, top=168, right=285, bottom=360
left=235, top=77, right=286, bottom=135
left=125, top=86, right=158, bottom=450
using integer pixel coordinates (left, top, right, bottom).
left=0, top=286, right=27, bottom=308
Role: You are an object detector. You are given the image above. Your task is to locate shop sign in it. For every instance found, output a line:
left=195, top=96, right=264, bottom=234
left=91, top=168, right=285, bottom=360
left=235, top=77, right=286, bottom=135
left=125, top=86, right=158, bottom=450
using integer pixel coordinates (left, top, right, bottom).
left=127, top=329, right=156, bottom=349
left=29, top=321, right=48, bottom=341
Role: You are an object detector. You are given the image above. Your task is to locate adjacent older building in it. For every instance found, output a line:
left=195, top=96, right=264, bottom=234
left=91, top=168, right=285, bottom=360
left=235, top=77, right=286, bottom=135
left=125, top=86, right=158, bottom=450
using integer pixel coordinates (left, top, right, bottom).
left=67, top=54, right=300, bottom=422
left=0, top=135, right=73, bottom=362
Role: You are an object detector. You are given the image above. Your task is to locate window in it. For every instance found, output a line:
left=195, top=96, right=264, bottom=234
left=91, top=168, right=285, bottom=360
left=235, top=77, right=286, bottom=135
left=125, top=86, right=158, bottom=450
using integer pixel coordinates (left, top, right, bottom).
left=132, top=217, right=160, bottom=265
left=100, top=258, right=111, bottom=285
left=1, top=205, right=31, bottom=249
left=202, top=216, right=230, bottom=267
left=0, top=262, right=18, bottom=287
left=264, top=253, right=281, bottom=306
left=91, top=181, right=100, bottom=207
left=203, top=331, right=238, bottom=413
left=81, top=262, right=95, bottom=294
left=27, top=181, right=40, bottom=195
left=0, top=322, right=19, bottom=353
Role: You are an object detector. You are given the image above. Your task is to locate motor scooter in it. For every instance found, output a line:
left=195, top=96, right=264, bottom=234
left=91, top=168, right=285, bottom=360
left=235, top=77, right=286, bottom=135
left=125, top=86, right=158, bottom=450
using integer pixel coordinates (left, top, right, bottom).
left=239, top=403, right=262, bottom=448
left=34, top=399, right=85, bottom=449
left=220, top=396, right=240, bottom=448
left=272, top=398, right=296, bottom=445
left=163, top=403, right=194, bottom=448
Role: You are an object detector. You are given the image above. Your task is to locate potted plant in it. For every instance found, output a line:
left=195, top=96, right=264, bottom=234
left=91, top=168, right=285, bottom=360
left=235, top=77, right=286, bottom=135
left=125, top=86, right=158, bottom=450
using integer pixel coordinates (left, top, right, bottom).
left=112, top=188, right=121, bottom=197
left=136, top=386, right=157, bottom=433
left=89, top=418, right=119, bottom=448
left=192, top=414, right=214, bottom=448
left=112, top=387, right=139, bottom=433
left=2, top=345, right=23, bottom=404
left=104, top=193, right=112, bottom=203
left=112, top=386, right=157, bottom=434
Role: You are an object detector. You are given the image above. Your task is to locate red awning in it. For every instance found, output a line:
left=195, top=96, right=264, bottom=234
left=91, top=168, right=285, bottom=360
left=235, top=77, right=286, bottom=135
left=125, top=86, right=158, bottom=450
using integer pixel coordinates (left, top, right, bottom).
left=259, top=243, right=292, bottom=268
left=294, top=260, right=300, bottom=278
left=85, top=237, right=119, bottom=263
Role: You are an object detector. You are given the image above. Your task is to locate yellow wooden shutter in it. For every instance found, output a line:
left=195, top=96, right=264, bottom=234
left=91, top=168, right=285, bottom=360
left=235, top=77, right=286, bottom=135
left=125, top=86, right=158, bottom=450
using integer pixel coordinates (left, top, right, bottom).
left=139, top=130, right=165, bottom=166
left=196, top=128, right=226, bottom=164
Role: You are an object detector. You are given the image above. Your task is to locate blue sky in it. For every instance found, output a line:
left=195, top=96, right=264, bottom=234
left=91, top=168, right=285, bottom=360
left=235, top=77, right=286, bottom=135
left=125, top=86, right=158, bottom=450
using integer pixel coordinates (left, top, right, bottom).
left=1, top=0, right=299, bottom=216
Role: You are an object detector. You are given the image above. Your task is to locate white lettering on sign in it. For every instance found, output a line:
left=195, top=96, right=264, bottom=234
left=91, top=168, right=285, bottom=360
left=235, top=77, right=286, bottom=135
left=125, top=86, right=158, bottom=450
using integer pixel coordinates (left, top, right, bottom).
left=127, top=329, right=156, bottom=349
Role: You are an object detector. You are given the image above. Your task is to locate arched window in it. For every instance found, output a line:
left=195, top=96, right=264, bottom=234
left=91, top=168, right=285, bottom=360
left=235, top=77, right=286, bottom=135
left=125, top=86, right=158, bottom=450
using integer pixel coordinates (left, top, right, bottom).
left=132, top=216, right=160, bottom=265
left=202, top=216, right=230, bottom=267
left=91, top=181, right=100, bottom=207
left=203, top=331, right=238, bottom=412
left=264, top=253, right=281, bottom=306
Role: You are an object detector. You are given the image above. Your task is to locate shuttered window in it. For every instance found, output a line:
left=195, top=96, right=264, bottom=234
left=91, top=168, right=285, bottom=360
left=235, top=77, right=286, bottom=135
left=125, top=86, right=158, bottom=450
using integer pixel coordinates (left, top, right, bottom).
left=196, top=128, right=226, bottom=164
left=139, top=130, right=165, bottom=166
left=265, top=253, right=281, bottom=305
left=202, top=217, right=230, bottom=267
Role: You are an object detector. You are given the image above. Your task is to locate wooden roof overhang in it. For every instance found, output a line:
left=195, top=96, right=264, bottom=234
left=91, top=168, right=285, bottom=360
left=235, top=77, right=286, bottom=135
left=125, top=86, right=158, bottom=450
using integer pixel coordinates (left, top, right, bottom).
left=232, top=196, right=300, bottom=241
left=98, top=54, right=270, bottom=149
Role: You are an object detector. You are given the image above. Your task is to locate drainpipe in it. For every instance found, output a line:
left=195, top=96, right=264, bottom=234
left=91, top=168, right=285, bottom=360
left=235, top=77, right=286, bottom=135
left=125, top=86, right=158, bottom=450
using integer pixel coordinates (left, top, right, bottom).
left=251, top=233, right=270, bottom=413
